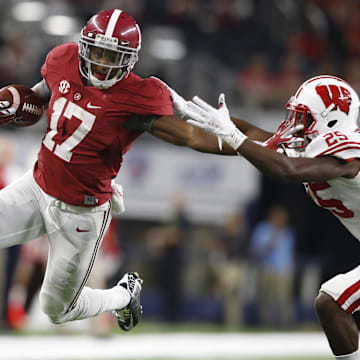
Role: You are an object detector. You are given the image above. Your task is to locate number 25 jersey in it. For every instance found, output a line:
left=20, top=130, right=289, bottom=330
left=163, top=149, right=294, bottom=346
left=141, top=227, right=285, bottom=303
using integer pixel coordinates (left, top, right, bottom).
left=304, top=128, right=360, bottom=241
left=33, top=42, right=173, bottom=207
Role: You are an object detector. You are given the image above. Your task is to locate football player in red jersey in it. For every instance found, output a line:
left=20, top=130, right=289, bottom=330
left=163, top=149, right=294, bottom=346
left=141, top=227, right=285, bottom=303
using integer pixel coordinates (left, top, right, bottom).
left=0, top=9, right=252, bottom=331
left=166, top=75, right=360, bottom=360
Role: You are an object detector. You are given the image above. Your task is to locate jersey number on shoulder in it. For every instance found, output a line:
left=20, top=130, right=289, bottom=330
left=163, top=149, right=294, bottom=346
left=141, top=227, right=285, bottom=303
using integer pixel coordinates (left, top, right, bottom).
left=43, top=97, right=96, bottom=162
left=307, top=182, right=354, bottom=218
left=323, top=131, right=348, bottom=147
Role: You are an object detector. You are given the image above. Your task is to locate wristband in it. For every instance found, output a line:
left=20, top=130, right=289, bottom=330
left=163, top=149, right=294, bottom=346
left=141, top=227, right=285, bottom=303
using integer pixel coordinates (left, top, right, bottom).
left=223, top=128, right=247, bottom=151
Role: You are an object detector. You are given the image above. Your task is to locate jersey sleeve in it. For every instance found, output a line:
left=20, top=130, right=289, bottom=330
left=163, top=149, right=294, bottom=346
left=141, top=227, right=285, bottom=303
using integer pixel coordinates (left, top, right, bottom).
left=136, top=77, right=173, bottom=116
left=41, top=43, right=78, bottom=90
left=304, top=130, right=360, bottom=161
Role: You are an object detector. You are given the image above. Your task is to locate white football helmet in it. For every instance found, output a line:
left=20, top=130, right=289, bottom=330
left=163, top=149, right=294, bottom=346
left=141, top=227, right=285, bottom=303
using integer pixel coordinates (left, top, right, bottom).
left=283, top=75, right=360, bottom=148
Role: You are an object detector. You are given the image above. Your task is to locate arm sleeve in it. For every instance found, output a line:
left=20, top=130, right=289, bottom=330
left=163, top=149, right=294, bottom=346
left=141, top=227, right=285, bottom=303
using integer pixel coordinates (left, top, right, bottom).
left=31, top=78, right=51, bottom=102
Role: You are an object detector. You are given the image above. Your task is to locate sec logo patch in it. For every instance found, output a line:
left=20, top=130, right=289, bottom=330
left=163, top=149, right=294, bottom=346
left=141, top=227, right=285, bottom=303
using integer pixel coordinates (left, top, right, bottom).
left=59, top=80, right=70, bottom=94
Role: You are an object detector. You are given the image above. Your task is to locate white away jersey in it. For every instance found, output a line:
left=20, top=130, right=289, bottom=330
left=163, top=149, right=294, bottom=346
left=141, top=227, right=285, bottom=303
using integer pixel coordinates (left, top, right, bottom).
left=303, top=128, right=360, bottom=241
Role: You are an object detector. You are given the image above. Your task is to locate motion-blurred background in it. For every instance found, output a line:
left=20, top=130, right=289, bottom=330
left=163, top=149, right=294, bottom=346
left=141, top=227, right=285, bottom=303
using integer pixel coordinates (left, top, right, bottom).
left=0, top=0, right=359, bottom=351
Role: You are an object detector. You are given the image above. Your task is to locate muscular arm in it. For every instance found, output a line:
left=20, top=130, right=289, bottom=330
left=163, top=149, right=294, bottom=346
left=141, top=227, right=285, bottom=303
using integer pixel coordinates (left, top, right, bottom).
left=238, top=139, right=360, bottom=182
left=231, top=117, right=272, bottom=141
left=150, top=115, right=236, bottom=154
left=150, top=115, right=272, bottom=155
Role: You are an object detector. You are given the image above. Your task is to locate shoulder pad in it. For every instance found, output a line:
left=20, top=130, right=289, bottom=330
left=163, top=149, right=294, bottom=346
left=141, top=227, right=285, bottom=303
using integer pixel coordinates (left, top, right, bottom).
left=45, top=43, right=77, bottom=66
left=304, top=129, right=360, bottom=160
left=41, top=43, right=78, bottom=84
left=145, top=77, right=171, bottom=98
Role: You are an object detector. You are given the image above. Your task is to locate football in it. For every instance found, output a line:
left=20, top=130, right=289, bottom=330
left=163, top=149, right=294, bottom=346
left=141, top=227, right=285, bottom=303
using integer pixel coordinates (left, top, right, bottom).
left=0, top=84, right=44, bottom=127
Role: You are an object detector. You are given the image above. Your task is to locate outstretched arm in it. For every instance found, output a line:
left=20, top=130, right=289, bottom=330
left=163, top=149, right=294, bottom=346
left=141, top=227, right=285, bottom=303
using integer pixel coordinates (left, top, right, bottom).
left=150, top=114, right=272, bottom=147
left=238, top=139, right=360, bottom=182
left=124, top=113, right=235, bottom=154
left=151, top=115, right=227, bottom=153
left=123, top=79, right=273, bottom=154
left=150, top=115, right=258, bottom=155
left=183, top=93, right=360, bottom=183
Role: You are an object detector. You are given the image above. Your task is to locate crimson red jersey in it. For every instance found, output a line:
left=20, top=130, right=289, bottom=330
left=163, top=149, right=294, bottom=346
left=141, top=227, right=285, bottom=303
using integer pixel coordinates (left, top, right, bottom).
left=34, top=42, right=173, bottom=206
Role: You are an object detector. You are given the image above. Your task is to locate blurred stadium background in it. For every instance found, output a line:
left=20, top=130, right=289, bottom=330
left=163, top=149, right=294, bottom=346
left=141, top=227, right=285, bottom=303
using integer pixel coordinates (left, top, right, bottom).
left=0, top=0, right=359, bottom=359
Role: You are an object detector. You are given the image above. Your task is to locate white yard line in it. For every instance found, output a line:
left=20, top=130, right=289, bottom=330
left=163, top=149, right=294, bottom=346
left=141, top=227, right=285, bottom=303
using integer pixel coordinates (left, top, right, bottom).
left=0, top=332, right=331, bottom=360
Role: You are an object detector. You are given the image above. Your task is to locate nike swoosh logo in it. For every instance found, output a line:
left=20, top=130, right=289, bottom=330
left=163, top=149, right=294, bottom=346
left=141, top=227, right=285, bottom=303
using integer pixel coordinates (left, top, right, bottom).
left=87, top=102, right=102, bottom=109
left=76, top=227, right=90, bottom=233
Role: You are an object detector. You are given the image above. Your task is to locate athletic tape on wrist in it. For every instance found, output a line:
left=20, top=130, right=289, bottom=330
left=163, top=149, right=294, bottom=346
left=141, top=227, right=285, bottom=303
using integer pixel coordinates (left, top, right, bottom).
left=224, top=128, right=247, bottom=151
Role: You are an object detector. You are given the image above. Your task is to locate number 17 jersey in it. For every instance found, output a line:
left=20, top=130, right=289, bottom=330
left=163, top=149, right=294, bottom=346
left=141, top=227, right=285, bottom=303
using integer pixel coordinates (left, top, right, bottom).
left=33, top=43, right=173, bottom=207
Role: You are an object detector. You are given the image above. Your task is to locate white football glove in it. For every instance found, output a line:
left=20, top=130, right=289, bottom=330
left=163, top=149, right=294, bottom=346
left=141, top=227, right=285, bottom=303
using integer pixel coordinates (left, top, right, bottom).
left=185, top=93, right=247, bottom=151
left=111, top=180, right=125, bottom=215
left=0, top=100, right=17, bottom=125
left=151, top=77, right=188, bottom=118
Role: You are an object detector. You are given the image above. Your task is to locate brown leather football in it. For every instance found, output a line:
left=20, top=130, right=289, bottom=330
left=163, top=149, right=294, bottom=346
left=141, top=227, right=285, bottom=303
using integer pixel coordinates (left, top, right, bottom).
left=0, top=84, right=44, bottom=127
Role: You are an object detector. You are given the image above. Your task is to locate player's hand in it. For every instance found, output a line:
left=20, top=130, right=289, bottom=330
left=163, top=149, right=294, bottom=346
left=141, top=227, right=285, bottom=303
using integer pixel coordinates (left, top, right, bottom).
left=0, top=100, right=17, bottom=125
left=185, top=93, right=247, bottom=151
left=151, top=77, right=189, bottom=118
left=264, top=123, right=304, bottom=151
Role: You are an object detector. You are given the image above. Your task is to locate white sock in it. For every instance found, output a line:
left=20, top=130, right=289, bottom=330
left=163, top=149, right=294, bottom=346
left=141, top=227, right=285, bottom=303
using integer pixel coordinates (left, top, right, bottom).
left=335, top=349, right=360, bottom=360
left=60, top=285, right=130, bottom=322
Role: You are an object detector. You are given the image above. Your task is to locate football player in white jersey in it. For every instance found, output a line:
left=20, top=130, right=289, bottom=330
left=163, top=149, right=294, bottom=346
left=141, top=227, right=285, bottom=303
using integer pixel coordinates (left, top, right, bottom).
left=167, top=75, right=360, bottom=360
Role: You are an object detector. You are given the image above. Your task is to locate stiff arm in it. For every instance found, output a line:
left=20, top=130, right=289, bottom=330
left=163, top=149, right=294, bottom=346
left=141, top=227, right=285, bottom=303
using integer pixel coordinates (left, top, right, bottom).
left=149, top=114, right=272, bottom=155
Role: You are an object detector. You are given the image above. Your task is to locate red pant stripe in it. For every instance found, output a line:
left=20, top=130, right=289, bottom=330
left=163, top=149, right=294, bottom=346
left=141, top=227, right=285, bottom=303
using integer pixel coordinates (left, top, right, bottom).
left=346, top=297, right=360, bottom=314
left=337, top=279, right=360, bottom=306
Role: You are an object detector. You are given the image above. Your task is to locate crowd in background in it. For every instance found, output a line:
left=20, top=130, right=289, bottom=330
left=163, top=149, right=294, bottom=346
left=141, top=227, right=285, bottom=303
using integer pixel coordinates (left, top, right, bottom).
left=0, top=0, right=359, bottom=334
left=0, top=0, right=360, bottom=108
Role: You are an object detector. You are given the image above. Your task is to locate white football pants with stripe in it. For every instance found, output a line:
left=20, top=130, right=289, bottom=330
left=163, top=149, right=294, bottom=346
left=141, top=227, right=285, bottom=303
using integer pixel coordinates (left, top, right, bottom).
left=0, top=170, right=130, bottom=324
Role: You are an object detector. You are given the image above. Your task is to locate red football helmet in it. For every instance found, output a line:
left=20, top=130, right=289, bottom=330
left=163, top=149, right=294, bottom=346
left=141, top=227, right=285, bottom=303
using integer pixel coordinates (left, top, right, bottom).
left=79, top=9, right=141, bottom=89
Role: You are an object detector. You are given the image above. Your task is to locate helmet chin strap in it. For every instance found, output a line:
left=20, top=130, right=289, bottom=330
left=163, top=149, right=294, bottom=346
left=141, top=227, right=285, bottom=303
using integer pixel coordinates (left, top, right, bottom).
left=89, top=72, right=115, bottom=89
left=87, top=63, right=124, bottom=89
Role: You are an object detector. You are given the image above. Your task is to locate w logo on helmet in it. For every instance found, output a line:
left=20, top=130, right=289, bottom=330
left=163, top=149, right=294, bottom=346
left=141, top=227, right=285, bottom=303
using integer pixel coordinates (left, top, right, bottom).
left=316, top=84, right=351, bottom=114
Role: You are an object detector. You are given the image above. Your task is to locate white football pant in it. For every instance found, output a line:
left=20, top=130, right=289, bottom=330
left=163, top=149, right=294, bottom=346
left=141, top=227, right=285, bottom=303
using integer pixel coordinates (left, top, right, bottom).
left=320, top=264, right=360, bottom=315
left=0, top=170, right=130, bottom=324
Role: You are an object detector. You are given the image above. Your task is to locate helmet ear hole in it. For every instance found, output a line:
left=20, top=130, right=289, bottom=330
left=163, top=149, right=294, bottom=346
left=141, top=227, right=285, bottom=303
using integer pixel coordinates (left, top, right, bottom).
left=327, top=120, right=338, bottom=128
